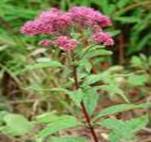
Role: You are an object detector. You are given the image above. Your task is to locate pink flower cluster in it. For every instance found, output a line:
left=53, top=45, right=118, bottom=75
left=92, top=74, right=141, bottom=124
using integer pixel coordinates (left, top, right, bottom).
left=69, top=7, right=111, bottom=28
left=92, top=32, right=114, bottom=46
left=55, top=36, right=78, bottom=51
left=38, top=40, right=54, bottom=47
left=21, top=7, right=114, bottom=51
left=21, top=8, right=71, bottom=36
left=38, top=36, right=78, bottom=51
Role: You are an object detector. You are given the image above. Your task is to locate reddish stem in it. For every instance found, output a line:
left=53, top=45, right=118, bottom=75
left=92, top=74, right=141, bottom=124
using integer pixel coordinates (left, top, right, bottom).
left=80, top=101, right=99, bottom=142
left=72, top=59, right=99, bottom=142
left=118, top=34, right=125, bottom=65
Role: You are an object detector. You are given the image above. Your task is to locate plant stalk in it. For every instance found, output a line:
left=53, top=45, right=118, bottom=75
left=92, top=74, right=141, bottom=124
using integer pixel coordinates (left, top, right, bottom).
left=72, top=58, right=99, bottom=142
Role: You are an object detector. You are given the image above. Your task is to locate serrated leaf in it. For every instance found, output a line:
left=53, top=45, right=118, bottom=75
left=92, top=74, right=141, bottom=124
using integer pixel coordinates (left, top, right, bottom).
left=83, top=66, right=123, bottom=86
left=94, top=103, right=150, bottom=120
left=109, top=130, right=123, bottom=142
left=83, top=71, right=109, bottom=85
left=125, top=115, right=149, bottom=133
left=38, top=115, right=78, bottom=138
left=35, top=111, right=57, bottom=124
left=2, top=114, right=33, bottom=136
left=79, top=59, right=92, bottom=73
left=68, top=89, right=85, bottom=107
left=100, top=118, right=125, bottom=131
left=24, top=60, right=62, bottom=71
left=82, top=45, right=105, bottom=54
left=99, top=115, right=148, bottom=142
left=83, top=49, right=112, bottom=59
left=128, top=74, right=148, bottom=86
left=83, top=74, right=103, bottom=85
left=83, top=88, right=99, bottom=116
left=100, top=83, right=129, bottom=103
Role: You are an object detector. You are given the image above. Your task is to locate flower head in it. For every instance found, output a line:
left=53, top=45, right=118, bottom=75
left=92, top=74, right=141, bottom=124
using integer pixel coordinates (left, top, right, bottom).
left=69, top=6, right=112, bottom=28
left=38, top=40, right=54, bottom=47
left=21, top=20, right=42, bottom=36
left=21, top=8, right=71, bottom=36
left=55, top=36, right=78, bottom=51
left=92, top=32, right=114, bottom=46
left=38, top=8, right=72, bottom=33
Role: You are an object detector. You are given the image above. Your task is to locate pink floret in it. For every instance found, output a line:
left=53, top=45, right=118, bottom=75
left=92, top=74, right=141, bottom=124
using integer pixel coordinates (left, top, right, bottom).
left=55, top=36, right=78, bottom=51
left=38, top=40, right=54, bottom=47
left=38, top=8, right=63, bottom=19
left=21, top=8, right=72, bottom=36
left=95, top=14, right=112, bottom=27
left=69, top=6, right=112, bottom=28
left=93, top=32, right=114, bottom=46
left=53, top=13, right=72, bottom=31
left=21, top=20, right=54, bottom=35
left=38, top=8, right=71, bottom=31
left=20, top=21, right=40, bottom=36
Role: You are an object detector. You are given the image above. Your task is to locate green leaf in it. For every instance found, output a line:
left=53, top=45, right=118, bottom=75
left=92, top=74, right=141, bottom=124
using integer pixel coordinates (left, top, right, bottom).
left=83, top=72, right=108, bottom=85
left=128, top=74, right=148, bottom=86
left=50, top=136, right=87, bottom=142
left=107, top=30, right=121, bottom=37
left=100, top=82, right=129, bottom=103
left=68, top=89, right=85, bottom=107
left=99, top=118, right=125, bottom=131
left=115, top=17, right=140, bottom=23
left=83, top=48, right=112, bottom=59
left=131, top=56, right=142, bottom=67
left=82, top=45, right=105, bottom=54
left=79, top=59, right=92, bottom=73
left=100, top=115, right=148, bottom=133
left=38, top=115, right=78, bottom=138
left=0, top=111, right=8, bottom=125
left=94, top=103, right=150, bottom=120
left=83, top=66, right=123, bottom=86
left=2, top=114, right=33, bottom=136
left=24, top=60, right=62, bottom=72
left=125, top=115, right=149, bottom=133
left=99, top=115, right=148, bottom=142
left=109, top=131, right=123, bottom=142
left=83, top=88, right=99, bottom=116
left=35, top=111, right=57, bottom=124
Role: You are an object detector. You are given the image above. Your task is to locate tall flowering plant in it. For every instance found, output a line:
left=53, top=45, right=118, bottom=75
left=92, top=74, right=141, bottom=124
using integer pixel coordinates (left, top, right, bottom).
left=21, top=6, right=114, bottom=142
